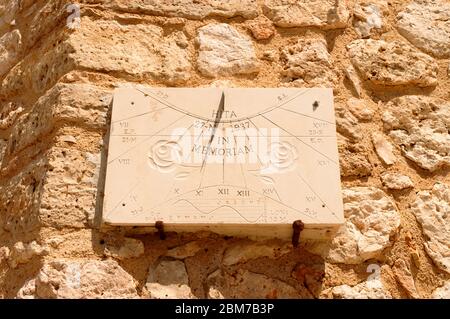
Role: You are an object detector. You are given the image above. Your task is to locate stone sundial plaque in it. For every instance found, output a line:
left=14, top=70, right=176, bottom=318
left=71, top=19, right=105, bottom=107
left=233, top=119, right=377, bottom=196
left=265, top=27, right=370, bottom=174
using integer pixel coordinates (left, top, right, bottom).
left=102, top=87, right=344, bottom=240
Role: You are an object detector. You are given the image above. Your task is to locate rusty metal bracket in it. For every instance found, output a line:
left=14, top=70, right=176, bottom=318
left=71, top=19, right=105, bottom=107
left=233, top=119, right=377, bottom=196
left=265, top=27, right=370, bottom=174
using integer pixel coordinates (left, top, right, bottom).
left=292, top=220, right=304, bottom=247
left=155, top=221, right=166, bottom=240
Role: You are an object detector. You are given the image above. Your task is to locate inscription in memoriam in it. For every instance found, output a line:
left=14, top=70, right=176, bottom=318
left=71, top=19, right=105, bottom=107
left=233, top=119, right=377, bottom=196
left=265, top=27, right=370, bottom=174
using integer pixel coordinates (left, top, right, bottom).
left=102, top=87, right=344, bottom=240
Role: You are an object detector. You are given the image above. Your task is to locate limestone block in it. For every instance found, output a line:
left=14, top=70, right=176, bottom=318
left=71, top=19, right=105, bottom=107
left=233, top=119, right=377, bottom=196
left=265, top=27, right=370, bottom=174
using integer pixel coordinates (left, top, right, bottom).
left=411, top=183, right=450, bottom=274
left=7, top=241, right=48, bottom=269
left=196, top=23, right=259, bottom=77
left=322, top=279, right=392, bottom=299
left=0, top=157, right=47, bottom=237
left=432, top=281, right=450, bottom=299
left=396, top=0, right=450, bottom=58
left=4, top=83, right=110, bottom=161
left=17, top=259, right=138, bottom=299
left=0, top=29, right=22, bottom=78
left=380, top=172, right=414, bottom=190
left=222, top=241, right=291, bottom=266
left=353, top=2, right=386, bottom=38
left=280, top=38, right=336, bottom=87
left=372, top=132, right=396, bottom=165
left=328, top=187, right=401, bottom=264
left=207, top=269, right=305, bottom=298
left=382, top=96, right=450, bottom=172
left=91, top=0, right=258, bottom=20
left=348, top=39, right=438, bottom=87
left=39, top=148, right=101, bottom=229
left=104, top=237, right=144, bottom=260
left=263, top=0, right=350, bottom=29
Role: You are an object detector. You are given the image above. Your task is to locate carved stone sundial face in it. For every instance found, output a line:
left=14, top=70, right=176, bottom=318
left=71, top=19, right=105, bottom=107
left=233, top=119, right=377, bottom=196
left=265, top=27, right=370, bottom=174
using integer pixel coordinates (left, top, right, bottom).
left=102, top=87, right=344, bottom=240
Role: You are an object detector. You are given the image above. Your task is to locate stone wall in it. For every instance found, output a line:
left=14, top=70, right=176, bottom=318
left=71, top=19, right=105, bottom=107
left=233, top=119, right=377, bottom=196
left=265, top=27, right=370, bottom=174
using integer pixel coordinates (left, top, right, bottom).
left=0, top=0, right=449, bottom=299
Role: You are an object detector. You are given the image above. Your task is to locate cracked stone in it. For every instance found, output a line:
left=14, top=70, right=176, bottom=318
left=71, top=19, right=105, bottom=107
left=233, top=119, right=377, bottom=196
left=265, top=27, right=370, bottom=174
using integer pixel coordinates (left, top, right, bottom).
left=382, top=95, right=450, bottom=172
left=328, top=187, right=401, bottom=264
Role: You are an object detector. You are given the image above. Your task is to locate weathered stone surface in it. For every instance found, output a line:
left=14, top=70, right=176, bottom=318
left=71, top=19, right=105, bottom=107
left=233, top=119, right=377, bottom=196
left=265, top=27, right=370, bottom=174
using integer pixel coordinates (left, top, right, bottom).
left=4, top=84, right=110, bottom=161
left=432, top=281, right=450, bottom=299
left=381, top=172, right=414, bottom=190
left=353, top=2, right=385, bottom=38
left=7, top=241, right=48, bottom=269
left=207, top=269, right=304, bottom=298
left=39, top=148, right=101, bottom=229
left=346, top=98, right=375, bottom=121
left=223, top=241, right=291, bottom=266
left=396, top=0, right=450, bottom=58
left=145, top=283, right=196, bottom=299
left=96, top=0, right=258, bottom=20
left=246, top=16, right=275, bottom=40
left=0, top=101, right=23, bottom=130
left=322, top=279, right=392, bottom=299
left=158, top=32, right=191, bottom=85
left=104, top=237, right=144, bottom=260
left=348, top=39, right=438, bottom=87
left=280, top=38, right=336, bottom=87
left=339, top=142, right=372, bottom=177
left=411, top=183, right=450, bottom=274
left=166, top=241, right=203, bottom=259
left=0, top=157, right=47, bottom=237
left=372, top=132, right=396, bottom=165
left=345, top=65, right=363, bottom=98
left=196, top=23, right=259, bottom=77
left=382, top=96, right=450, bottom=172
left=1, top=18, right=190, bottom=97
left=263, top=0, right=350, bottom=29
left=149, top=260, right=189, bottom=286
left=70, top=18, right=162, bottom=77
left=17, top=259, right=138, bottom=299
left=146, top=260, right=195, bottom=299
left=0, top=30, right=22, bottom=78
left=0, top=0, right=19, bottom=28
left=328, top=187, right=401, bottom=264
left=393, top=259, right=419, bottom=298
left=335, top=106, right=362, bottom=141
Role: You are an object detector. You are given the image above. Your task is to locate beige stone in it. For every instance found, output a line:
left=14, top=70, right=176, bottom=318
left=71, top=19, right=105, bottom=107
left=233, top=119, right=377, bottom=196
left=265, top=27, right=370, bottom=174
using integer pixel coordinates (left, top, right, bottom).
left=280, top=38, right=336, bottom=87
left=353, top=2, right=385, bottom=38
left=145, top=260, right=195, bottom=299
left=411, top=183, right=450, bottom=274
left=263, top=0, right=350, bottom=29
left=393, top=259, right=419, bottom=298
left=348, top=39, right=438, bottom=87
left=344, top=66, right=363, bottom=98
left=396, top=0, right=450, bottom=58
left=196, top=23, right=259, bottom=77
left=0, top=101, right=23, bottom=130
left=7, top=241, right=48, bottom=269
left=432, top=281, right=450, bottom=299
left=104, top=237, right=144, bottom=260
left=372, top=132, right=396, bottom=165
left=382, top=96, right=450, bottom=172
left=322, top=279, right=392, bottom=299
left=207, top=269, right=306, bottom=298
left=246, top=16, right=275, bottom=40
left=166, top=241, right=203, bottom=259
left=381, top=172, right=414, bottom=190
left=17, top=259, right=138, bottom=299
left=223, top=241, right=291, bottom=265
left=346, top=98, right=375, bottom=122
left=95, top=0, right=258, bottom=20
left=328, top=187, right=401, bottom=264
left=0, top=29, right=22, bottom=78
left=335, top=106, right=362, bottom=141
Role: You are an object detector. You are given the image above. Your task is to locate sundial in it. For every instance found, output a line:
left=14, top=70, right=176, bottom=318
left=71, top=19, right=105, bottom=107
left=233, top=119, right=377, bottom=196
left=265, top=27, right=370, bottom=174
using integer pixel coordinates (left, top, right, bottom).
left=102, top=87, right=344, bottom=240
